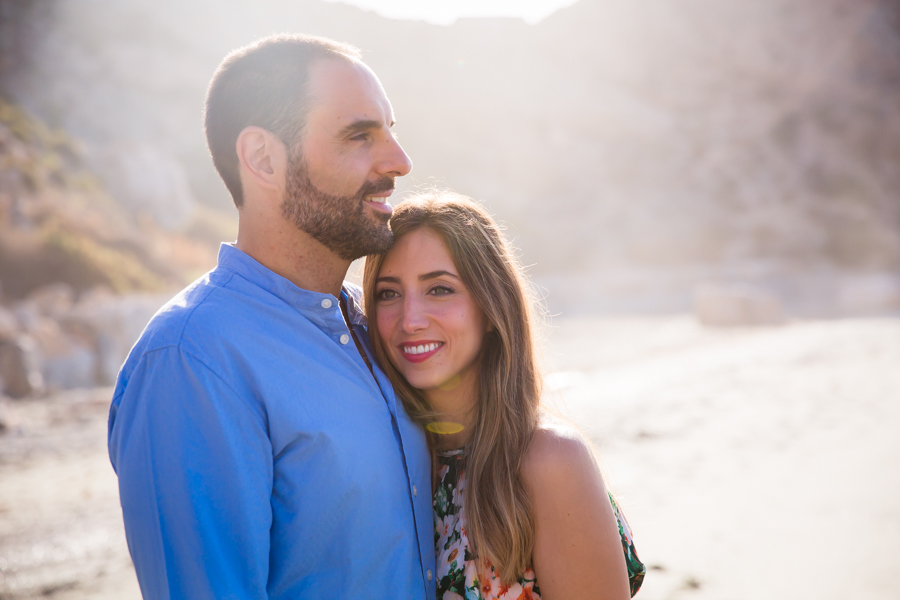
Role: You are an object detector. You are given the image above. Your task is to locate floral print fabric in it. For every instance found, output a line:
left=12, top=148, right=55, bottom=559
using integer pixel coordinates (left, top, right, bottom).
left=434, top=449, right=645, bottom=600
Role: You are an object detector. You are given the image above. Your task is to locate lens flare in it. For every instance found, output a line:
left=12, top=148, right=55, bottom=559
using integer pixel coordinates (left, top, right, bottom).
left=425, top=422, right=465, bottom=435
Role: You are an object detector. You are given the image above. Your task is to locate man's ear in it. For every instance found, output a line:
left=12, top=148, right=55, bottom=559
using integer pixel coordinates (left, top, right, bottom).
left=235, top=126, right=286, bottom=192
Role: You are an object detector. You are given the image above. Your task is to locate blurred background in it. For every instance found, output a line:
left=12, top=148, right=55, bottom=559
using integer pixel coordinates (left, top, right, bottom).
left=0, top=0, right=898, bottom=598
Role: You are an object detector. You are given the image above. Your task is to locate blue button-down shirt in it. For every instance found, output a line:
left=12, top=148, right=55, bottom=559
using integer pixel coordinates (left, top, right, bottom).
left=108, top=244, right=436, bottom=600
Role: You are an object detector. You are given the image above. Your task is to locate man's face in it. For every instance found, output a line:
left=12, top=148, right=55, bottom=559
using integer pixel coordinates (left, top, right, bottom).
left=282, top=59, right=412, bottom=261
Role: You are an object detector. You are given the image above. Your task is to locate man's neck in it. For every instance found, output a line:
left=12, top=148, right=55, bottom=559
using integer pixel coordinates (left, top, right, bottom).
left=235, top=220, right=349, bottom=297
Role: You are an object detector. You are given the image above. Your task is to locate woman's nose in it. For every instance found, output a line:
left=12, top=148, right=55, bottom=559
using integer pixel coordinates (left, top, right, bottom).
left=400, top=296, right=428, bottom=332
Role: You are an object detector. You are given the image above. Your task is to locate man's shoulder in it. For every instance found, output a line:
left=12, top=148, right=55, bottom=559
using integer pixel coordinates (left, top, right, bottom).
left=129, top=268, right=239, bottom=357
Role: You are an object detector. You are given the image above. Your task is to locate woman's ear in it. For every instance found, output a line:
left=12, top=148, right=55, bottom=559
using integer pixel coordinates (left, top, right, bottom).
left=235, top=126, right=286, bottom=192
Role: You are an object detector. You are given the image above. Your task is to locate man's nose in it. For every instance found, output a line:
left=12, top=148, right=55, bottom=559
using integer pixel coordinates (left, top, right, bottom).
left=377, top=134, right=412, bottom=178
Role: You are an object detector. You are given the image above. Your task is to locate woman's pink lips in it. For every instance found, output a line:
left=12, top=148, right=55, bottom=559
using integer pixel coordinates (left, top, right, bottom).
left=398, top=341, right=444, bottom=363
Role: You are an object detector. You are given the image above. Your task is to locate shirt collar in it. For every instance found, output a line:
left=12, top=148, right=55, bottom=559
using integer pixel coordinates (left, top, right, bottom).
left=341, top=283, right=368, bottom=327
left=216, top=243, right=367, bottom=324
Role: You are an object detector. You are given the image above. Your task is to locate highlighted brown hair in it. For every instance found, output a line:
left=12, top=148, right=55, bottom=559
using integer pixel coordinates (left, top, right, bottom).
left=363, top=190, right=543, bottom=584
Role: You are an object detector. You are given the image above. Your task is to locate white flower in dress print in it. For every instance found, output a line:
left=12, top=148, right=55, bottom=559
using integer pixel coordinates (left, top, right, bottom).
left=452, top=469, right=467, bottom=504
left=436, top=513, right=457, bottom=549
left=455, top=501, right=466, bottom=536
left=464, top=560, right=540, bottom=600
left=438, top=535, right=467, bottom=580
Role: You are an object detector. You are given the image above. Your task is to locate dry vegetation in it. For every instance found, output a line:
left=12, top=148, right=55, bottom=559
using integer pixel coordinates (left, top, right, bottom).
left=0, top=97, right=227, bottom=302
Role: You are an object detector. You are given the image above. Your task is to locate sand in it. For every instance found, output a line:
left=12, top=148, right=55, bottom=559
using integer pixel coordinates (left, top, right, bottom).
left=1, top=315, right=898, bottom=599
left=543, top=315, right=900, bottom=600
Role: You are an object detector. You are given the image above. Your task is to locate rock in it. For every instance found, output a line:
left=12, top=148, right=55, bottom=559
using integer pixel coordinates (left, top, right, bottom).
left=86, top=144, right=196, bottom=232
left=63, top=292, right=169, bottom=385
left=30, top=317, right=97, bottom=390
left=0, top=305, right=19, bottom=342
left=26, top=282, right=75, bottom=319
left=693, top=282, right=785, bottom=326
left=12, top=301, right=41, bottom=333
left=0, top=335, right=45, bottom=398
left=837, top=274, right=900, bottom=314
left=0, top=397, right=8, bottom=433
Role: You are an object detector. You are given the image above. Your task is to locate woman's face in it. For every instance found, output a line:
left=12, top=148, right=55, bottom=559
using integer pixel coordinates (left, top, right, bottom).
left=374, top=227, right=490, bottom=397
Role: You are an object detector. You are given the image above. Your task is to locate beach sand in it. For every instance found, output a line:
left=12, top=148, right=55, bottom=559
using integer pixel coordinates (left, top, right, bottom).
left=544, top=315, right=900, bottom=600
left=1, top=315, right=898, bottom=599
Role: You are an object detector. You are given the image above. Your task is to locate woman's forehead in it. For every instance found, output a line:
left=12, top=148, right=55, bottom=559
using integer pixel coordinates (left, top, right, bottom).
left=380, top=228, right=457, bottom=276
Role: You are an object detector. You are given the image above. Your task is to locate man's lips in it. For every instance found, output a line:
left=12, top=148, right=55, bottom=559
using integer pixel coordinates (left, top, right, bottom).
left=398, top=341, right=444, bottom=363
left=363, top=190, right=394, bottom=214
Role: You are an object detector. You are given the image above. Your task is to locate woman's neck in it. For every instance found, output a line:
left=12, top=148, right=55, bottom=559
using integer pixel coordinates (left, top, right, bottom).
left=424, top=373, right=478, bottom=451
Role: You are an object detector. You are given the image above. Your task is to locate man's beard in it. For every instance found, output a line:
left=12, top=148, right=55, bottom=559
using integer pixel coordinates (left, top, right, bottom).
left=282, top=151, right=394, bottom=261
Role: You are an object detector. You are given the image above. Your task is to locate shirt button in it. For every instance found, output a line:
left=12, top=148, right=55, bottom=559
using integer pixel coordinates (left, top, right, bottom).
left=413, top=485, right=417, bottom=497
left=427, top=570, right=432, bottom=581
left=339, top=334, right=350, bottom=345
left=320, top=298, right=333, bottom=309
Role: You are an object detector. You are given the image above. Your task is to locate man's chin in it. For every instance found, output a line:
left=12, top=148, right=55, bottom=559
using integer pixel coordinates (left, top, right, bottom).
left=367, top=229, right=394, bottom=255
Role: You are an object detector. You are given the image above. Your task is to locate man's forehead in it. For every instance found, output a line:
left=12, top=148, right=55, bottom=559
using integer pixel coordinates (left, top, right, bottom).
left=305, top=59, right=394, bottom=126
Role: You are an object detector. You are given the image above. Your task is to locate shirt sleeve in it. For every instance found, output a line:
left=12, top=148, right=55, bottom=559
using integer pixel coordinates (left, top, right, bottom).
left=108, top=346, right=273, bottom=600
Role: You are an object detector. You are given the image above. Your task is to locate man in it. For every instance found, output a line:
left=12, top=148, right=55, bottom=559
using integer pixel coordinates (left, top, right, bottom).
left=108, top=35, right=435, bottom=599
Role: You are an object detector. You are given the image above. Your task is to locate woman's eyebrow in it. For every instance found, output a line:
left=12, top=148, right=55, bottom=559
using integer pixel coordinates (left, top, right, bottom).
left=375, top=275, right=400, bottom=284
left=419, top=270, right=459, bottom=281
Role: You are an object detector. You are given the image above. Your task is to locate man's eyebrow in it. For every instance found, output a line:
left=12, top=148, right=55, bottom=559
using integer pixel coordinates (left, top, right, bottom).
left=339, top=118, right=395, bottom=137
left=419, top=270, right=459, bottom=281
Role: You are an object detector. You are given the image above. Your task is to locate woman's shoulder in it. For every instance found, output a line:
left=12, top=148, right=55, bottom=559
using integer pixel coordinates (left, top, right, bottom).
left=521, top=419, right=602, bottom=491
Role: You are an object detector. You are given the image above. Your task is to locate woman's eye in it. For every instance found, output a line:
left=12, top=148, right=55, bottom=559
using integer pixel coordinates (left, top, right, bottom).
left=429, top=285, right=455, bottom=297
left=375, top=288, right=398, bottom=301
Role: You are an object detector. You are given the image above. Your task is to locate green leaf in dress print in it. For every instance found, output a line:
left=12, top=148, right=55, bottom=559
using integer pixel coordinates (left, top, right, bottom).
left=465, top=580, right=481, bottom=600
left=435, top=485, right=449, bottom=515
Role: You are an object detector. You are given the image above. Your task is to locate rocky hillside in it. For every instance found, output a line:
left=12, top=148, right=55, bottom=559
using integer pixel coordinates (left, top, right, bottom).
left=0, top=98, right=229, bottom=397
left=0, top=97, right=226, bottom=301
left=1, top=0, right=899, bottom=312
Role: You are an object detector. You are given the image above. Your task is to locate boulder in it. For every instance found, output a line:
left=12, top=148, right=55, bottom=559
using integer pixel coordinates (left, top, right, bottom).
left=0, top=335, right=45, bottom=398
left=693, top=282, right=785, bottom=326
left=62, top=292, right=169, bottom=385
left=86, top=144, right=196, bottom=232
left=12, top=300, right=41, bottom=333
left=0, top=397, right=9, bottom=433
left=0, top=305, right=18, bottom=342
left=30, top=317, right=97, bottom=390
left=837, top=274, right=900, bottom=314
left=26, top=282, right=76, bottom=319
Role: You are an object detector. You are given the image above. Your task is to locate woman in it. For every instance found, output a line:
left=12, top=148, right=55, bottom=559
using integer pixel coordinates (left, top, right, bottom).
left=363, top=191, right=644, bottom=600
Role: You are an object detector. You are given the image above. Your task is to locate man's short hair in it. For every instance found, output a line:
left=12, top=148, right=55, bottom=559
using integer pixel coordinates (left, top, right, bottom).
left=204, top=34, right=361, bottom=208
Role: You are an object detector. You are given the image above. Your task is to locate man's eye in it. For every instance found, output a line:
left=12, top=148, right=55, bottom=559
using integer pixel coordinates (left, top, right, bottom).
left=350, top=133, right=370, bottom=141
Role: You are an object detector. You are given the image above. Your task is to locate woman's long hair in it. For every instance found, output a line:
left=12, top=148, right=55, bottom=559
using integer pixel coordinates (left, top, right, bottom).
left=363, top=190, right=543, bottom=584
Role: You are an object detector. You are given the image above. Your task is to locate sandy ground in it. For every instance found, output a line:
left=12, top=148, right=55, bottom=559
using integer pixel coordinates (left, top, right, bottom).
left=0, top=388, right=139, bottom=599
left=543, top=315, right=900, bottom=600
left=0, top=315, right=898, bottom=599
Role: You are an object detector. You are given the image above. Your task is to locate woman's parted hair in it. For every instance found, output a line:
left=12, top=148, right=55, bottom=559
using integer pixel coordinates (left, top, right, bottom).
left=363, top=190, right=543, bottom=584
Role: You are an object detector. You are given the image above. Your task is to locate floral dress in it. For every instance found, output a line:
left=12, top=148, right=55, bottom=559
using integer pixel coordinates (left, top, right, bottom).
left=434, top=449, right=645, bottom=600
